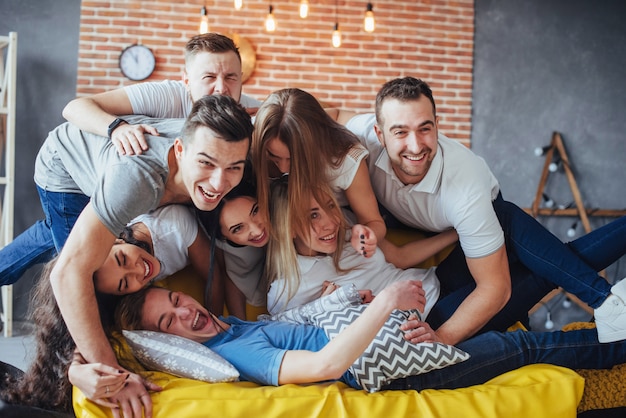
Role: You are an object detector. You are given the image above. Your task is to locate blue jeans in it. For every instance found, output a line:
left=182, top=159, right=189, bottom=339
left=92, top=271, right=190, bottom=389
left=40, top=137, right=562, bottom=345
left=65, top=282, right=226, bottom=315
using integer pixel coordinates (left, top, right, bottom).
left=382, top=327, right=626, bottom=390
left=427, top=195, right=626, bottom=332
left=0, top=187, right=89, bottom=286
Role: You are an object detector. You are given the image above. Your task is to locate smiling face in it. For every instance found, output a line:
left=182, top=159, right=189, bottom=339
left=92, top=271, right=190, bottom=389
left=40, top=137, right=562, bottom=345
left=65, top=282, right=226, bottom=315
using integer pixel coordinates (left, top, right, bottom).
left=94, top=242, right=160, bottom=295
left=265, top=136, right=291, bottom=178
left=293, top=194, right=340, bottom=256
left=184, top=51, right=243, bottom=104
left=175, top=127, right=249, bottom=211
left=374, top=96, right=439, bottom=185
left=219, top=196, right=269, bottom=248
left=141, top=287, right=224, bottom=343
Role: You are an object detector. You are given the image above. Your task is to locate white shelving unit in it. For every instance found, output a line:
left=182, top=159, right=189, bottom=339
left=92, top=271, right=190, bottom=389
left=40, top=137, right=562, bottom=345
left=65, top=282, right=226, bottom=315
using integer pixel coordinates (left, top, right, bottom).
left=0, top=32, right=17, bottom=338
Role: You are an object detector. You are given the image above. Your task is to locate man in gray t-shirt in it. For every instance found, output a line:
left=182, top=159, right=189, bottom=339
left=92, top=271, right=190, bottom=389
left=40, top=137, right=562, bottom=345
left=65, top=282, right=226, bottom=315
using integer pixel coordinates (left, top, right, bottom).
left=0, top=95, right=253, bottom=415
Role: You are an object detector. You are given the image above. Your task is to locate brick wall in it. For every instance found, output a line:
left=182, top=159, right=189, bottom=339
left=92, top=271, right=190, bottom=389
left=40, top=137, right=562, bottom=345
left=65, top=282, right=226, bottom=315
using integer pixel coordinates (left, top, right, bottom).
left=77, top=0, right=474, bottom=144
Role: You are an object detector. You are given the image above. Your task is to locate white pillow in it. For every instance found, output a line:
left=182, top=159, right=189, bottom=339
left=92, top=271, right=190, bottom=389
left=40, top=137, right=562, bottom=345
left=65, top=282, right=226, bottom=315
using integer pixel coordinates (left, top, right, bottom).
left=309, top=305, right=470, bottom=392
left=122, top=330, right=239, bottom=383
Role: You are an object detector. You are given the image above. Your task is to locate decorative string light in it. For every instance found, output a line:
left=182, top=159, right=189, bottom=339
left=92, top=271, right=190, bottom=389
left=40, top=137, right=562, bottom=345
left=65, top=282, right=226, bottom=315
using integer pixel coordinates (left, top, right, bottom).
left=534, top=144, right=552, bottom=157
left=299, top=0, right=309, bottom=18
left=364, top=2, right=375, bottom=33
left=332, top=0, right=341, bottom=47
left=234, top=0, right=243, bottom=10
left=567, top=221, right=578, bottom=238
left=332, top=23, right=342, bottom=48
left=265, top=5, right=276, bottom=32
left=199, top=4, right=209, bottom=34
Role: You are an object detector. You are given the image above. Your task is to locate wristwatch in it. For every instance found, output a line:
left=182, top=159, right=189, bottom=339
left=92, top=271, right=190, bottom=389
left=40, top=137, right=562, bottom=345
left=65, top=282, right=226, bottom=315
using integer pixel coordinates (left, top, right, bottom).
left=107, top=118, right=128, bottom=138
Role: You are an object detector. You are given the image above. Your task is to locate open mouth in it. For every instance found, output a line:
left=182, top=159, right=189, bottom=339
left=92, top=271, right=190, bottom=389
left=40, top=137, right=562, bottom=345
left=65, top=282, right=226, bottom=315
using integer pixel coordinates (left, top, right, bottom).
left=199, top=185, right=221, bottom=202
left=192, top=311, right=208, bottom=331
left=250, top=230, right=267, bottom=245
left=320, top=232, right=337, bottom=243
left=143, top=259, right=152, bottom=282
left=403, top=152, right=427, bottom=162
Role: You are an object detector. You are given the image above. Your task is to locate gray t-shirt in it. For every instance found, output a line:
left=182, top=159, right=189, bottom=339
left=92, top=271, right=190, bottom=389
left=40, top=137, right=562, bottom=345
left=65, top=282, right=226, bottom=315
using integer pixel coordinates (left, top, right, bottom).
left=34, top=116, right=185, bottom=235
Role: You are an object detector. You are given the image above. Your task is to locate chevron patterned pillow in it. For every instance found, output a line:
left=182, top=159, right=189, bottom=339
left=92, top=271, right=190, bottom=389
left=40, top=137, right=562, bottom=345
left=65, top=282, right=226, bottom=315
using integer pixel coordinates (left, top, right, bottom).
left=310, top=305, right=470, bottom=392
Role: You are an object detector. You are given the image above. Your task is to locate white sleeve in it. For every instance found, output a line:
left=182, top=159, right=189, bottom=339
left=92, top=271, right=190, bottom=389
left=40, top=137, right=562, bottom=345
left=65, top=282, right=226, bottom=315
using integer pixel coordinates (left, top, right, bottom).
left=124, top=80, right=189, bottom=118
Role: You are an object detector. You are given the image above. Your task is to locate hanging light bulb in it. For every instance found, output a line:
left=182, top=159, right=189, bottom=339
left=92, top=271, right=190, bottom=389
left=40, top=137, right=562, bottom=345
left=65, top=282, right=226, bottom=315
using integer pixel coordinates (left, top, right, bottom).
left=234, top=0, right=243, bottom=10
left=199, top=5, right=209, bottom=34
left=332, top=23, right=342, bottom=48
left=567, top=221, right=578, bottom=238
left=265, top=5, right=276, bottom=32
left=364, top=2, right=375, bottom=33
left=299, top=0, right=309, bottom=18
left=544, top=312, right=554, bottom=330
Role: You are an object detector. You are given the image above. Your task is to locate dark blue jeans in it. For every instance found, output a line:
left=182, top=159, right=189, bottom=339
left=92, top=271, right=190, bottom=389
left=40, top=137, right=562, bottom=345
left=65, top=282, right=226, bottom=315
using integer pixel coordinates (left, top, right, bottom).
left=382, top=327, right=626, bottom=390
left=427, top=195, right=626, bottom=332
left=0, top=186, right=89, bottom=286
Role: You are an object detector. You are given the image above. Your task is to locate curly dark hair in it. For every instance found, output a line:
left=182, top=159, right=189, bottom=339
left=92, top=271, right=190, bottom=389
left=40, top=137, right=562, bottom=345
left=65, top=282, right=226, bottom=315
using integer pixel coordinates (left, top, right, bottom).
left=0, top=259, right=119, bottom=412
left=0, top=226, right=152, bottom=412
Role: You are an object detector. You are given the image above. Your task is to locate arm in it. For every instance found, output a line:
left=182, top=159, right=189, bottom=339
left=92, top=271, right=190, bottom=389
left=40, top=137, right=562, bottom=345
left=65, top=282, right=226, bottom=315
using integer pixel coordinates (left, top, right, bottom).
left=51, top=204, right=154, bottom=418
left=224, top=274, right=247, bottom=319
left=429, top=246, right=511, bottom=345
left=325, top=108, right=358, bottom=125
left=277, top=280, right=425, bottom=384
left=344, top=161, right=386, bottom=243
left=62, top=89, right=159, bottom=155
left=187, top=229, right=227, bottom=313
left=378, top=229, right=459, bottom=269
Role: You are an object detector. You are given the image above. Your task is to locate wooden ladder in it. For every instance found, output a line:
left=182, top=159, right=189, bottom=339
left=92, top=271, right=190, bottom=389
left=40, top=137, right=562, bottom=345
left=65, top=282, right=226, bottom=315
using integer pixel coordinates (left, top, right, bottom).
left=526, top=131, right=626, bottom=315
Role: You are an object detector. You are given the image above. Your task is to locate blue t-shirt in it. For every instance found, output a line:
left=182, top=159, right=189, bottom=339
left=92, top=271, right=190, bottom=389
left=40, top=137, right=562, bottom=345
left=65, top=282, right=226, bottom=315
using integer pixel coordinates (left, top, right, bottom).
left=204, top=317, right=360, bottom=388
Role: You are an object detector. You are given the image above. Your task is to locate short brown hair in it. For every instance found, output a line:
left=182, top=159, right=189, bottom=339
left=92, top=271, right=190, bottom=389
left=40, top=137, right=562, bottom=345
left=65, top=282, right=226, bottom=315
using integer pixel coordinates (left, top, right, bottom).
left=185, top=33, right=241, bottom=64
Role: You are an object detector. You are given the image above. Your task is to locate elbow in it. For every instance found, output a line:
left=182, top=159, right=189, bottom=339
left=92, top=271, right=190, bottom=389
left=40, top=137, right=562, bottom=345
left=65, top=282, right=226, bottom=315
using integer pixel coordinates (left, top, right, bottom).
left=62, top=98, right=82, bottom=121
left=497, top=281, right=512, bottom=310
left=61, top=100, right=74, bottom=120
left=315, top=358, right=348, bottom=382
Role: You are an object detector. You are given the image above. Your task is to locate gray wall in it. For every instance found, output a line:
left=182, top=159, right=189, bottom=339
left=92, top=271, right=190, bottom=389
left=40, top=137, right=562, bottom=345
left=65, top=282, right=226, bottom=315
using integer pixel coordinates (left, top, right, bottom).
left=472, top=0, right=626, bottom=284
left=0, top=0, right=81, bottom=319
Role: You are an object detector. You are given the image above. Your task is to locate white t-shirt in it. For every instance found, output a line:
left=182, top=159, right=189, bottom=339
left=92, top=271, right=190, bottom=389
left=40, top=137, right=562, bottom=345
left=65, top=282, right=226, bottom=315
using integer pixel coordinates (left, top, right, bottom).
left=267, top=231, right=440, bottom=318
left=328, top=143, right=369, bottom=207
left=130, top=204, right=199, bottom=281
left=124, top=79, right=262, bottom=118
left=346, top=113, right=504, bottom=259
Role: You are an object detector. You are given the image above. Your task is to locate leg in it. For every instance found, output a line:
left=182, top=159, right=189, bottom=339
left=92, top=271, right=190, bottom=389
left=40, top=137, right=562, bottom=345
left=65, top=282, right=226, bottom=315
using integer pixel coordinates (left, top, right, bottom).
left=428, top=261, right=555, bottom=332
left=384, top=328, right=626, bottom=391
left=38, top=188, right=90, bottom=250
left=566, top=215, right=626, bottom=274
left=0, top=221, right=56, bottom=286
left=493, top=195, right=611, bottom=308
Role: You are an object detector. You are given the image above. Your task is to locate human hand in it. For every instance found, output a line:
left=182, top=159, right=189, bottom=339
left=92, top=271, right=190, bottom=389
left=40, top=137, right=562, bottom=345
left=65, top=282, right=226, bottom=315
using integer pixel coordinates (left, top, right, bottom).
left=321, top=280, right=339, bottom=296
left=108, top=372, right=162, bottom=418
left=350, top=224, right=377, bottom=258
left=68, top=361, right=128, bottom=408
left=246, top=107, right=259, bottom=117
left=111, top=123, right=160, bottom=155
left=400, top=314, right=443, bottom=344
left=380, top=280, right=425, bottom=312
left=358, top=289, right=374, bottom=303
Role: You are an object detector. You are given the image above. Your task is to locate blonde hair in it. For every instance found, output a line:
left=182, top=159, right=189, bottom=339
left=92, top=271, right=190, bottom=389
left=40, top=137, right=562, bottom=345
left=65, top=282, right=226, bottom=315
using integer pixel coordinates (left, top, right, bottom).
left=266, top=177, right=348, bottom=312
left=251, top=88, right=358, bottom=242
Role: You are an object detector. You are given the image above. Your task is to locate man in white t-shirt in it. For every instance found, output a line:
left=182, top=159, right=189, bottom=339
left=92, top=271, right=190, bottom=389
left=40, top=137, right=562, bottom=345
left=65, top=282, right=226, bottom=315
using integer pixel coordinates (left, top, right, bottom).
left=338, top=76, right=626, bottom=346
left=63, top=32, right=261, bottom=155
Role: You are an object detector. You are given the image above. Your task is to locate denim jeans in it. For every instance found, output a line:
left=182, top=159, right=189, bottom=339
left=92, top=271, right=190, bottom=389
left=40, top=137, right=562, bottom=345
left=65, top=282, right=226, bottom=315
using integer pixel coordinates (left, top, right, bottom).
left=427, top=195, right=626, bottom=332
left=382, top=327, right=626, bottom=391
left=0, top=187, right=89, bottom=286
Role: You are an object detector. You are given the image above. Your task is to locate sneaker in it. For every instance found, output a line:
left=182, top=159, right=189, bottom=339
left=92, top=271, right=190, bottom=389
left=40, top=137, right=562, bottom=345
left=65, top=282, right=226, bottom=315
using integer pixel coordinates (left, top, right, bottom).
left=595, top=278, right=626, bottom=343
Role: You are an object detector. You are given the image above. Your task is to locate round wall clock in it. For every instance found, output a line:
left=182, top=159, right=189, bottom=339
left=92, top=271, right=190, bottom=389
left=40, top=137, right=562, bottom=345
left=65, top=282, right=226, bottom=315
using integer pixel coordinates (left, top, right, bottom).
left=119, top=44, right=156, bottom=81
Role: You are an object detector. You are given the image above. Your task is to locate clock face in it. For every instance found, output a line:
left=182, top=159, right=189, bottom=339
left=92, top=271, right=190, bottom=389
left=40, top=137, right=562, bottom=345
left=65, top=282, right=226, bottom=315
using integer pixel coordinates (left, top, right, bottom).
left=119, top=44, right=156, bottom=81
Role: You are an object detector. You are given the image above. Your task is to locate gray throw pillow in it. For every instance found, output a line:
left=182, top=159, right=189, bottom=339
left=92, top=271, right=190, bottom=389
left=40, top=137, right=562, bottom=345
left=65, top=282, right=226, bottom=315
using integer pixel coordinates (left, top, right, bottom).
left=123, top=330, right=239, bottom=383
left=309, top=305, right=470, bottom=392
